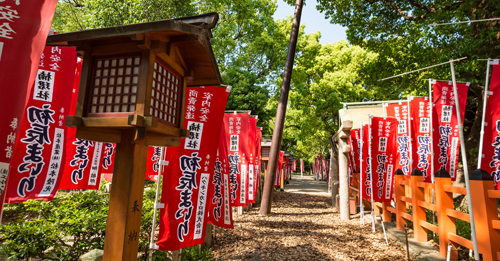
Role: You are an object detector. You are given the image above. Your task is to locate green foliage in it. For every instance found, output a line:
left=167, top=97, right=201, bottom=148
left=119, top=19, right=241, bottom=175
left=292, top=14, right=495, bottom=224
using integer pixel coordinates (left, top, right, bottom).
left=0, top=191, right=108, bottom=260
left=52, top=0, right=195, bottom=32
left=181, top=245, right=212, bottom=261
left=0, top=187, right=166, bottom=260
left=275, top=35, right=378, bottom=163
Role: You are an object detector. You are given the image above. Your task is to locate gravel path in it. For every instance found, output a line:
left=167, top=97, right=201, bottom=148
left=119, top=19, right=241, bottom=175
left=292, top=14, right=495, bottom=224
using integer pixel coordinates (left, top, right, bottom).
left=211, top=174, right=413, bottom=260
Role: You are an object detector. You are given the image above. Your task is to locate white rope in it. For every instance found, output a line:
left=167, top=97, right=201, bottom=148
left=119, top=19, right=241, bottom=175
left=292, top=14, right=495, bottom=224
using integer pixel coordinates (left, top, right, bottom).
left=430, top=17, right=500, bottom=26
left=377, top=57, right=467, bottom=82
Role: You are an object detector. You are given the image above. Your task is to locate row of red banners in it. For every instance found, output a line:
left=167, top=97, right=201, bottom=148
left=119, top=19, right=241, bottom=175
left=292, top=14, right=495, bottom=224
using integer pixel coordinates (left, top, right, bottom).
left=348, top=80, right=479, bottom=202
left=157, top=108, right=263, bottom=250
left=0, top=43, right=266, bottom=251
left=313, top=154, right=329, bottom=181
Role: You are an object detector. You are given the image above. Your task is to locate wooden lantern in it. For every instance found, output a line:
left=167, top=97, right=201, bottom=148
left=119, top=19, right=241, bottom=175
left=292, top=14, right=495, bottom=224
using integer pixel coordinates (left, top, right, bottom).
left=47, top=13, right=222, bottom=260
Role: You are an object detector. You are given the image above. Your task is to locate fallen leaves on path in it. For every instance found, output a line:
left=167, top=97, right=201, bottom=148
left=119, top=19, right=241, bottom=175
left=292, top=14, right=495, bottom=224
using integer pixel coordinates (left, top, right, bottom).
left=211, top=191, right=414, bottom=260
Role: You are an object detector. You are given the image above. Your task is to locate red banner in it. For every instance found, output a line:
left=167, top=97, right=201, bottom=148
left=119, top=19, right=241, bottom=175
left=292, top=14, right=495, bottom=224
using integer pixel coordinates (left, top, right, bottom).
left=361, top=123, right=371, bottom=199
left=432, top=81, right=468, bottom=181
left=274, top=151, right=284, bottom=188
left=6, top=46, right=77, bottom=202
left=285, top=156, right=289, bottom=180
left=300, top=159, right=304, bottom=173
left=223, top=112, right=250, bottom=207
left=386, top=102, right=411, bottom=177
left=157, top=86, right=229, bottom=250
left=145, top=147, right=167, bottom=181
left=207, top=123, right=234, bottom=229
left=0, top=0, right=58, bottom=214
left=481, top=61, right=500, bottom=189
left=247, top=116, right=257, bottom=203
left=100, top=143, right=115, bottom=180
left=292, top=160, right=296, bottom=172
left=409, top=97, right=433, bottom=182
left=256, top=128, right=262, bottom=189
left=59, top=131, right=108, bottom=190
left=321, top=158, right=326, bottom=181
left=371, top=117, right=398, bottom=202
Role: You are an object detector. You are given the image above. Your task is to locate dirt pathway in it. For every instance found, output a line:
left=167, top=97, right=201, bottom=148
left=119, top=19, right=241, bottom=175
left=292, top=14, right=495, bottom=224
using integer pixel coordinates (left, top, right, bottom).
left=211, top=174, right=413, bottom=260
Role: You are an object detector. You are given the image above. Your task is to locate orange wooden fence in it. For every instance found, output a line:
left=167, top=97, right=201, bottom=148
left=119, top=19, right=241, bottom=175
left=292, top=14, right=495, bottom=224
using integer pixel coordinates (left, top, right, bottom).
left=371, top=169, right=500, bottom=260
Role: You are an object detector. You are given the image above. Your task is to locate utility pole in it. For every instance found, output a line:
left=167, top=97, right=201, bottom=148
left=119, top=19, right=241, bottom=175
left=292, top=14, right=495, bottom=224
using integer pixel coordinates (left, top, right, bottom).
left=259, top=0, right=303, bottom=215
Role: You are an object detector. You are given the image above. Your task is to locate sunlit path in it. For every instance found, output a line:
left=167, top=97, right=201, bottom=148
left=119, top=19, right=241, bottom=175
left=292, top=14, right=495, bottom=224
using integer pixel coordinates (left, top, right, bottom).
left=211, top=174, right=413, bottom=260
left=285, top=173, right=329, bottom=196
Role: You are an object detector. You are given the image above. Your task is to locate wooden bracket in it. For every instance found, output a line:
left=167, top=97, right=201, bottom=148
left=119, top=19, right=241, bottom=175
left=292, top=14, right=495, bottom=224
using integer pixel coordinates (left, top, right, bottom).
left=66, top=116, right=83, bottom=128
left=128, top=115, right=145, bottom=127
left=76, top=127, right=122, bottom=143
left=130, top=33, right=145, bottom=41
left=137, top=35, right=151, bottom=49
left=132, top=127, right=146, bottom=143
left=151, top=40, right=170, bottom=55
left=145, top=132, right=181, bottom=147
left=180, top=129, right=190, bottom=138
left=71, top=41, right=92, bottom=56
left=143, top=116, right=157, bottom=128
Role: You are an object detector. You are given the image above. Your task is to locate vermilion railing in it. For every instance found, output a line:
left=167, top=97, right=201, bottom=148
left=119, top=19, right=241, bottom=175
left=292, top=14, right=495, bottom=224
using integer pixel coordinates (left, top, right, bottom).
left=371, top=170, right=500, bottom=260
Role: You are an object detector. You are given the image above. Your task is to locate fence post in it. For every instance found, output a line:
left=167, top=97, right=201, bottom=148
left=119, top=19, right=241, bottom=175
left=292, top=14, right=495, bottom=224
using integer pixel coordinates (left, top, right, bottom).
left=470, top=169, right=500, bottom=261
left=395, top=170, right=406, bottom=230
left=382, top=202, right=391, bottom=222
left=410, top=169, right=427, bottom=242
left=434, top=169, right=457, bottom=260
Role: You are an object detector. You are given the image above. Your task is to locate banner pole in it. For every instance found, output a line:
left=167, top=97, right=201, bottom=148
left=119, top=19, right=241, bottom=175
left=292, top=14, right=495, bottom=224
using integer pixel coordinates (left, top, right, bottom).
left=360, top=122, right=364, bottom=226
left=407, top=96, right=413, bottom=175
left=477, top=59, right=493, bottom=168
left=429, top=80, right=435, bottom=183
left=450, top=60, right=479, bottom=260
left=148, top=147, right=166, bottom=261
left=368, top=115, right=376, bottom=232
left=300, top=159, right=303, bottom=179
left=429, top=79, right=437, bottom=238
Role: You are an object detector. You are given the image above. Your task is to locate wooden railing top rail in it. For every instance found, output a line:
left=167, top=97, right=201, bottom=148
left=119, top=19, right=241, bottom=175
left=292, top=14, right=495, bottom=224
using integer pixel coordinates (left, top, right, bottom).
left=419, top=220, right=439, bottom=234
left=448, top=233, right=474, bottom=250
left=446, top=208, right=470, bottom=223
left=401, top=212, right=412, bottom=221
left=492, top=220, right=500, bottom=230
left=417, top=181, right=435, bottom=190
left=487, top=189, right=500, bottom=199
left=349, top=186, right=359, bottom=192
left=443, top=185, right=467, bottom=195
left=386, top=206, right=396, bottom=214
left=418, top=200, right=437, bottom=212
left=400, top=196, right=412, bottom=203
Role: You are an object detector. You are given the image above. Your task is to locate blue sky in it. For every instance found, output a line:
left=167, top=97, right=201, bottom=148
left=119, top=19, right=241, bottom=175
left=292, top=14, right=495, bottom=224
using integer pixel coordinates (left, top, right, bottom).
left=273, top=0, right=347, bottom=44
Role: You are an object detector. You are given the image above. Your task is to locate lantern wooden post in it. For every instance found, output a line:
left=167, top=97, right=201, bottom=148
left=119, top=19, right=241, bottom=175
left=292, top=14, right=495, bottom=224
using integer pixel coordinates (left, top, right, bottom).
left=103, top=130, right=148, bottom=259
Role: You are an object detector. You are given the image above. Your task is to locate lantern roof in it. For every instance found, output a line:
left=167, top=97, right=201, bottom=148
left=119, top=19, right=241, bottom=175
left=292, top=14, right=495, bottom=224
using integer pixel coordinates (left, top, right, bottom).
left=46, top=12, right=222, bottom=86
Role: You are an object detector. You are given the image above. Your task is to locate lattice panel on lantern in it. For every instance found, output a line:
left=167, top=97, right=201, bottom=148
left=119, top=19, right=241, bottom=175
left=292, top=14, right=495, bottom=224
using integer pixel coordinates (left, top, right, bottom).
left=150, top=59, right=182, bottom=127
left=87, top=56, right=141, bottom=115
